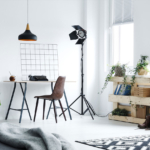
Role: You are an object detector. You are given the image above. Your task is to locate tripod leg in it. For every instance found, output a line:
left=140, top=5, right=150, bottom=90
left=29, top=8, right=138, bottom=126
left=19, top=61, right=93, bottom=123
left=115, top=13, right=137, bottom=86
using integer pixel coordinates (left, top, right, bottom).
left=83, top=97, right=94, bottom=120
left=84, top=97, right=96, bottom=115
left=59, top=95, right=81, bottom=117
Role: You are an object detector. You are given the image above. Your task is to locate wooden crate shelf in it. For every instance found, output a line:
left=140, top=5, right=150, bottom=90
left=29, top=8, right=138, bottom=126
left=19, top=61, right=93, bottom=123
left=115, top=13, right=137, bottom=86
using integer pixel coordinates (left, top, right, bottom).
left=110, top=76, right=150, bottom=83
left=109, top=114, right=145, bottom=124
left=108, top=76, right=150, bottom=124
left=109, top=94, right=150, bottom=106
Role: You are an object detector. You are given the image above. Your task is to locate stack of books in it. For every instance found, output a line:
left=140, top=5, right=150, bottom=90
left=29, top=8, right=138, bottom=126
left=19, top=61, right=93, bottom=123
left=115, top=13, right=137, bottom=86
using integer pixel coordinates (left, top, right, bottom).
left=114, top=84, right=131, bottom=95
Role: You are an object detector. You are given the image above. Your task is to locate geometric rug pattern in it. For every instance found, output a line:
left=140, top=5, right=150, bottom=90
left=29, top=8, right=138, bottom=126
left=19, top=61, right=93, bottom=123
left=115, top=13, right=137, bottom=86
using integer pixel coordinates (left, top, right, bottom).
left=76, top=135, right=150, bottom=150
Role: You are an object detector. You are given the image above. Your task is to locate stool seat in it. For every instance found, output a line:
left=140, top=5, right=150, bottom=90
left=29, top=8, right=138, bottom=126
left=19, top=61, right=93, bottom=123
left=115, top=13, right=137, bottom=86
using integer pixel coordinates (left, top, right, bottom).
left=34, top=95, right=53, bottom=100
left=34, top=94, right=62, bottom=100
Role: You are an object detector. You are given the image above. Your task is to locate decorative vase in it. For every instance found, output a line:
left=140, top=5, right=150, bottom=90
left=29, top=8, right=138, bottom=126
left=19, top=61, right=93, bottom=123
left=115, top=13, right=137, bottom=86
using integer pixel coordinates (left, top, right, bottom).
left=138, top=68, right=148, bottom=75
left=114, top=66, right=126, bottom=77
left=9, top=76, right=16, bottom=81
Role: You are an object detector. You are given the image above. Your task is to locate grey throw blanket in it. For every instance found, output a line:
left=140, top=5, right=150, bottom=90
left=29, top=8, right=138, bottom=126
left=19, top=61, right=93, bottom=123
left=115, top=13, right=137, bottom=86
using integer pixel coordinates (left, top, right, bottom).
left=0, top=123, right=75, bottom=150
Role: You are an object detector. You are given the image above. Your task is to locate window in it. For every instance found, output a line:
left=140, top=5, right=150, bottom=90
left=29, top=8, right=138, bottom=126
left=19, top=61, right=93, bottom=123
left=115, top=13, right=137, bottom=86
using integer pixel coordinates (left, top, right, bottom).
left=111, top=0, right=134, bottom=66
left=112, top=23, right=134, bottom=66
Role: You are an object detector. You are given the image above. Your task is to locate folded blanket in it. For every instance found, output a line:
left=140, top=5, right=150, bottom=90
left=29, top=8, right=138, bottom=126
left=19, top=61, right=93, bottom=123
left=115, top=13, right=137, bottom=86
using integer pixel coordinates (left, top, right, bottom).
left=0, top=123, right=75, bottom=150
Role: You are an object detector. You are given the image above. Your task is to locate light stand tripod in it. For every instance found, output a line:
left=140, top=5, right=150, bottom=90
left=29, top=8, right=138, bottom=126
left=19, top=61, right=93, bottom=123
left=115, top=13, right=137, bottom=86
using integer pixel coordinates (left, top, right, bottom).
left=60, top=41, right=96, bottom=119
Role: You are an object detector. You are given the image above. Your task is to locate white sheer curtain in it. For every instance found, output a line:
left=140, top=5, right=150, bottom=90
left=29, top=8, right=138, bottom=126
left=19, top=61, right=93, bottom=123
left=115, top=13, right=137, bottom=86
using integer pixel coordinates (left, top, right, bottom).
left=113, top=0, right=134, bottom=25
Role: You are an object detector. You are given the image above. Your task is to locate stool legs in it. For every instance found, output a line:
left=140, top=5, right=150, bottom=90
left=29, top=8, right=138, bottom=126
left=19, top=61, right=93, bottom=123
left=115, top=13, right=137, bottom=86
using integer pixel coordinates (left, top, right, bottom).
left=53, top=100, right=57, bottom=123
left=46, top=101, right=52, bottom=119
left=59, top=100, right=66, bottom=121
left=34, top=99, right=66, bottom=123
left=43, top=99, right=46, bottom=120
left=34, top=98, right=39, bottom=122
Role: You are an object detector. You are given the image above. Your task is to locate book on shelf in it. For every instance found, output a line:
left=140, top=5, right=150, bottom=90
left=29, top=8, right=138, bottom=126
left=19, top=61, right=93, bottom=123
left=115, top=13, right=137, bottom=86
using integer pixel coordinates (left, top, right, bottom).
left=114, top=84, right=131, bottom=95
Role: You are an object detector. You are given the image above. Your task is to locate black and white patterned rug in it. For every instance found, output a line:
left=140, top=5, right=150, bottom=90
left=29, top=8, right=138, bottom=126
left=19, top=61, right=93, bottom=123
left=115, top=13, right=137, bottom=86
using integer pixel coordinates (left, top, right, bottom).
left=76, top=135, right=150, bottom=150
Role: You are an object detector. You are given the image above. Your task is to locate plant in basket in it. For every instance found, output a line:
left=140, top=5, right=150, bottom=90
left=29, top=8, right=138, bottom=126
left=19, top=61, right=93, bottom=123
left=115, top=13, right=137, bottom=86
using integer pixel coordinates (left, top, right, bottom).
left=131, top=55, right=149, bottom=86
left=101, top=62, right=130, bottom=93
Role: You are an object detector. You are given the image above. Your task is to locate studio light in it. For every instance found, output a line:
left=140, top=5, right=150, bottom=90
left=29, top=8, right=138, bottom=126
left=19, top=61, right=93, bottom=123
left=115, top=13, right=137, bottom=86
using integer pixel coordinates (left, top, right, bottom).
left=69, top=25, right=86, bottom=44
left=60, top=25, right=95, bottom=120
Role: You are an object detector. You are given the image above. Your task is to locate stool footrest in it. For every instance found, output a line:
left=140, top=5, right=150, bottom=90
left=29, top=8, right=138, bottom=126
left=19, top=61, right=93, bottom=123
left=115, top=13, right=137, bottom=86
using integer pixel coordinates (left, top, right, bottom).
left=55, top=106, right=67, bottom=109
left=10, top=108, right=28, bottom=111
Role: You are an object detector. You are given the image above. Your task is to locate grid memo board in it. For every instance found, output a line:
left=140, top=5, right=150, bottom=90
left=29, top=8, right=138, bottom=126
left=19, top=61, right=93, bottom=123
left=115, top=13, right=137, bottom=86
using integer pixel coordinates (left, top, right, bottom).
left=20, top=43, right=59, bottom=81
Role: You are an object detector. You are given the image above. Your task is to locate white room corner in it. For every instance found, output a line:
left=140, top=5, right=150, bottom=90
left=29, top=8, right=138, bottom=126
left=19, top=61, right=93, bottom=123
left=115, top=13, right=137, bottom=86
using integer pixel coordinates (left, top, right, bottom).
left=98, top=0, right=113, bottom=115
left=83, top=0, right=113, bottom=116
left=1, top=0, right=150, bottom=150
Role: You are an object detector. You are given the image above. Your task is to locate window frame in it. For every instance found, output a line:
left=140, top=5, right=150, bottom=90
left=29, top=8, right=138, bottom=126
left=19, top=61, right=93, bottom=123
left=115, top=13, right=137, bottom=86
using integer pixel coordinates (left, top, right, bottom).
left=109, top=0, right=134, bottom=67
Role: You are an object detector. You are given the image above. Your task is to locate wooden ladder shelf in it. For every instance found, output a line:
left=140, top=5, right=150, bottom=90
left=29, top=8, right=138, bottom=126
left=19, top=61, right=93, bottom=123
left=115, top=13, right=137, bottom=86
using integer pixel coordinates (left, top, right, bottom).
left=109, top=76, right=150, bottom=124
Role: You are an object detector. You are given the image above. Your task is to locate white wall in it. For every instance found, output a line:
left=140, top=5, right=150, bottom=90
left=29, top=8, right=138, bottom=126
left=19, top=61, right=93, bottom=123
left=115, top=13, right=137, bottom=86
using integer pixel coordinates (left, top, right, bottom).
left=3, top=0, right=147, bottom=120
left=0, top=0, right=102, bottom=120
left=98, top=0, right=113, bottom=115
left=86, top=0, right=100, bottom=114
left=0, top=0, right=85, bottom=120
left=134, top=0, right=150, bottom=64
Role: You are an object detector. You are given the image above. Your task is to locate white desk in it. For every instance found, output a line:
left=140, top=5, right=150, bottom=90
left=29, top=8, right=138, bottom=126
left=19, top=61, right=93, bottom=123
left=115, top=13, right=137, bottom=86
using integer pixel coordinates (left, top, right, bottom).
left=4, top=81, right=76, bottom=83
left=4, top=80, right=75, bottom=123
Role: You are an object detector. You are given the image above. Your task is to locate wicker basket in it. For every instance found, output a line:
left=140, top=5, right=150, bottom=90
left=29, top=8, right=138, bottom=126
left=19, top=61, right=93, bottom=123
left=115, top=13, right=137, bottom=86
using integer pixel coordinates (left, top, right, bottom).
left=138, top=68, right=148, bottom=75
left=114, top=66, right=126, bottom=77
left=134, top=87, right=150, bottom=97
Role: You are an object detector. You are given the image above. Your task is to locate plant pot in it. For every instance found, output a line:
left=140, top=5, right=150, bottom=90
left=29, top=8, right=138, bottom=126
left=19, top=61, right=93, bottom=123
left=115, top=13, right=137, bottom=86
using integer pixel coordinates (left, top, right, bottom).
left=114, top=66, right=126, bottom=77
left=9, top=76, right=15, bottom=81
left=138, top=68, right=148, bottom=75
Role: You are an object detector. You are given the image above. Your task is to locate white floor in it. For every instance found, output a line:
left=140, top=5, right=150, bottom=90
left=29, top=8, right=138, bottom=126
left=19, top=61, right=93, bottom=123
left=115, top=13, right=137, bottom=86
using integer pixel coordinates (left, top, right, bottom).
left=0, top=115, right=149, bottom=150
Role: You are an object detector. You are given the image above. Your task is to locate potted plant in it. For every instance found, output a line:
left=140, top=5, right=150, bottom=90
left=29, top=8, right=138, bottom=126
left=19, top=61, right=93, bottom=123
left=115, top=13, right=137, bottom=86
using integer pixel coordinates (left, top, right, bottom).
left=101, top=62, right=129, bottom=93
left=114, top=63, right=126, bottom=77
left=112, top=108, right=128, bottom=116
left=131, top=55, right=149, bottom=86
left=137, top=56, right=149, bottom=75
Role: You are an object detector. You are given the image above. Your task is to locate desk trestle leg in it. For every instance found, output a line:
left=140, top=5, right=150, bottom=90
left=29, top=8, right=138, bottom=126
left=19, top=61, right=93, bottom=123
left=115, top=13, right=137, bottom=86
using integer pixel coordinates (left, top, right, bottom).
left=19, top=83, right=27, bottom=123
left=20, top=83, right=32, bottom=121
left=5, top=82, right=16, bottom=120
left=5, top=82, right=32, bottom=123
